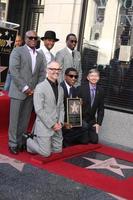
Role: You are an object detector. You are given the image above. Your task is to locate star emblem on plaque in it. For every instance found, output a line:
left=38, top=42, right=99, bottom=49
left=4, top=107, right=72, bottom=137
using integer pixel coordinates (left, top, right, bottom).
left=67, top=98, right=82, bottom=127
left=0, top=27, right=17, bottom=54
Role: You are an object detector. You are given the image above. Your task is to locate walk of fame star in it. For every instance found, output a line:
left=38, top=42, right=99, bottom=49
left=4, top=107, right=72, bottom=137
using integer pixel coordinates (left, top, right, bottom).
left=6, top=37, right=14, bottom=47
left=0, top=154, right=25, bottom=172
left=70, top=101, right=79, bottom=113
left=83, top=156, right=133, bottom=177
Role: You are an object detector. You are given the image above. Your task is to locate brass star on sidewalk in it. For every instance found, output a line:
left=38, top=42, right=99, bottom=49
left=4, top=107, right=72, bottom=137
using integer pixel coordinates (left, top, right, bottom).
left=0, top=154, right=25, bottom=172
left=83, top=157, right=133, bottom=177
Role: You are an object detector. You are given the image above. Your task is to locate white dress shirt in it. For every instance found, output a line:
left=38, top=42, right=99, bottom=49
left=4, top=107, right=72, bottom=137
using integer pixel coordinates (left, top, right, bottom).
left=39, top=45, right=52, bottom=64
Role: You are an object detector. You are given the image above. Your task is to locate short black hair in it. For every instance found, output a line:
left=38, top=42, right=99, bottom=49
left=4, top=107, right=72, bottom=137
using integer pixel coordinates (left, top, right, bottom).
left=65, top=67, right=78, bottom=75
left=66, top=33, right=76, bottom=41
left=87, top=68, right=100, bottom=76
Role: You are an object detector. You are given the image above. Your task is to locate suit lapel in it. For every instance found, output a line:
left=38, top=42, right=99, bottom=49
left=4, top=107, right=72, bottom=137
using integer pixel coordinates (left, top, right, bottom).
left=64, top=48, right=73, bottom=64
left=33, top=52, right=40, bottom=73
left=45, top=79, right=56, bottom=104
left=62, top=81, right=69, bottom=97
left=23, top=45, right=32, bottom=74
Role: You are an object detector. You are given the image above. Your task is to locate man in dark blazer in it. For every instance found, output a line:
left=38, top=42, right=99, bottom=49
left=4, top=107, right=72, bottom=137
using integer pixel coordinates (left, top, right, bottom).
left=56, top=33, right=82, bottom=85
left=8, top=30, right=45, bottom=154
left=77, top=69, right=104, bottom=144
left=60, top=67, right=88, bottom=147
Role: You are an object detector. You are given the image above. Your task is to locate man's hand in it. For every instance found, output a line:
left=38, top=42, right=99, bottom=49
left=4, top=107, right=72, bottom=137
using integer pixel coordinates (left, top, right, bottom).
left=24, top=88, right=34, bottom=96
left=64, top=122, right=72, bottom=129
left=52, top=122, right=62, bottom=132
left=93, top=123, right=100, bottom=133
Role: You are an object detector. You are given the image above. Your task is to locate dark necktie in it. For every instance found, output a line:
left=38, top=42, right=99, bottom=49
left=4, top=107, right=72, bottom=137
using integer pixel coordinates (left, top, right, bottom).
left=72, top=51, right=74, bottom=59
left=91, top=88, right=95, bottom=106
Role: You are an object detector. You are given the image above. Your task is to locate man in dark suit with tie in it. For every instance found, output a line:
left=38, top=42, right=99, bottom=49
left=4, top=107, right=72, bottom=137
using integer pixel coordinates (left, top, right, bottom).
left=56, top=33, right=82, bottom=85
left=77, top=69, right=104, bottom=144
left=60, top=67, right=88, bottom=147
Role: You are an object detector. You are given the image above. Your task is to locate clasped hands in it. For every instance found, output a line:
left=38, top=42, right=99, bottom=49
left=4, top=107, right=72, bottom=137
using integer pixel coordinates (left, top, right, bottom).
left=52, top=122, right=62, bottom=132
left=24, top=88, right=34, bottom=96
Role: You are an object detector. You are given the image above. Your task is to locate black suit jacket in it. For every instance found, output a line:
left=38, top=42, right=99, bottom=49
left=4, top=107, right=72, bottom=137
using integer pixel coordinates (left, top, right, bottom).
left=60, top=81, right=77, bottom=121
left=77, top=83, right=104, bottom=125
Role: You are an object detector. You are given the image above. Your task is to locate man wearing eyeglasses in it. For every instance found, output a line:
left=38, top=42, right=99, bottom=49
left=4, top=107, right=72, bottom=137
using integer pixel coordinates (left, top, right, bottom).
left=56, top=33, right=82, bottom=85
left=8, top=30, right=45, bottom=154
left=26, top=61, right=64, bottom=157
left=60, top=68, right=88, bottom=147
left=77, top=69, right=104, bottom=144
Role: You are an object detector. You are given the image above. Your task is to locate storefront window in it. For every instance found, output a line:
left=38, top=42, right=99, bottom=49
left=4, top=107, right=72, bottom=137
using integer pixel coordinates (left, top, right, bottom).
left=82, top=0, right=133, bottom=112
left=0, top=0, right=8, bottom=21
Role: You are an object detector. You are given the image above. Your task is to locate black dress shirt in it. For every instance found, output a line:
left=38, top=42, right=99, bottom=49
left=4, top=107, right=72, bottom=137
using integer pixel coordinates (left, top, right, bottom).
left=47, top=78, right=58, bottom=104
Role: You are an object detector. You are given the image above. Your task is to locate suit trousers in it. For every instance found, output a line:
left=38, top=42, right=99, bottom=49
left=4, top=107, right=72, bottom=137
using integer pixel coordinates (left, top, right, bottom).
left=82, top=120, right=98, bottom=144
left=27, top=131, right=63, bottom=157
left=62, top=126, right=89, bottom=147
left=8, top=96, right=33, bottom=148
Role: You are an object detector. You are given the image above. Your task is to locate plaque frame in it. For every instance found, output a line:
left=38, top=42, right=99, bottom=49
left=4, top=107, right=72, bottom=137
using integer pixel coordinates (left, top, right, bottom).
left=67, top=98, right=82, bottom=127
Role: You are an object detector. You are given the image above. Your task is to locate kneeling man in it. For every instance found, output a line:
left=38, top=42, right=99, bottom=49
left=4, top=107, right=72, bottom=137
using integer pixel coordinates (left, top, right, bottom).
left=26, top=61, right=64, bottom=157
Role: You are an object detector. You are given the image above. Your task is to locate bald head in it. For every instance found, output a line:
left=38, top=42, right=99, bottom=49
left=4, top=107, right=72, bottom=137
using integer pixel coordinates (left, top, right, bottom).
left=25, top=30, right=38, bottom=49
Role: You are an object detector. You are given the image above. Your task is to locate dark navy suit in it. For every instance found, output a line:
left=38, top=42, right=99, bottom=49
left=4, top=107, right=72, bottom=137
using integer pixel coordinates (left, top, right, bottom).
left=60, top=81, right=89, bottom=147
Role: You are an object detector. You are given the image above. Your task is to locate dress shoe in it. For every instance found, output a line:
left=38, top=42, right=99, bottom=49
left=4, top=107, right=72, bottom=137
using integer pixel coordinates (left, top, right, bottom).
left=9, top=147, right=19, bottom=154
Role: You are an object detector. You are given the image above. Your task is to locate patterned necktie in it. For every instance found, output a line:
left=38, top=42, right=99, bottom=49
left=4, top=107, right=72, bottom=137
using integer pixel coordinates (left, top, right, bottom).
left=91, top=88, right=95, bottom=106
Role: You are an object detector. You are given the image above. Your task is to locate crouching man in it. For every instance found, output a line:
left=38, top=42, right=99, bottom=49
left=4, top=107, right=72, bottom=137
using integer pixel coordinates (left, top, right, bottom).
left=26, top=61, right=64, bottom=157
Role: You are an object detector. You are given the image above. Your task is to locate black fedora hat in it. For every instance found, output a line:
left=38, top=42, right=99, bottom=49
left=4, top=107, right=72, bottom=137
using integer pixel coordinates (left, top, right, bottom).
left=41, top=31, right=59, bottom=42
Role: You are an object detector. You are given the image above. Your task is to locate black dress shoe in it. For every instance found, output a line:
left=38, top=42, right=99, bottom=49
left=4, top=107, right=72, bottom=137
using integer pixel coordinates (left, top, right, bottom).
left=9, top=147, right=19, bottom=154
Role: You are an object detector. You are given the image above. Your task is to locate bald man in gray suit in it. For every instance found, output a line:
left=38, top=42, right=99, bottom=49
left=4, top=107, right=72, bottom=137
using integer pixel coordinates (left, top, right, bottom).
left=26, top=61, right=64, bottom=157
left=8, top=30, right=45, bottom=154
left=56, top=33, right=82, bottom=85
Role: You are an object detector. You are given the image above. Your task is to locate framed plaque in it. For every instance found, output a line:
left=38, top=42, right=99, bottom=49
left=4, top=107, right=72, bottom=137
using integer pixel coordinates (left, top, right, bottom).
left=67, top=98, right=82, bottom=127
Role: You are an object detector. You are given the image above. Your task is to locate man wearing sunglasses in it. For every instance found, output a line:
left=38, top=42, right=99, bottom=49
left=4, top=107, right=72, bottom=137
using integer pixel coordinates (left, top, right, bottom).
left=8, top=30, right=45, bottom=154
left=56, top=33, right=82, bottom=85
left=60, top=68, right=88, bottom=147
left=26, top=61, right=64, bottom=157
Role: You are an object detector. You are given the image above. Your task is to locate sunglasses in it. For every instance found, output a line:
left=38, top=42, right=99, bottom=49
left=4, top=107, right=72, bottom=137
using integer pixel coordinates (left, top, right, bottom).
left=48, top=68, right=62, bottom=71
left=27, top=36, right=38, bottom=40
left=67, top=74, right=78, bottom=79
left=70, top=40, right=77, bottom=44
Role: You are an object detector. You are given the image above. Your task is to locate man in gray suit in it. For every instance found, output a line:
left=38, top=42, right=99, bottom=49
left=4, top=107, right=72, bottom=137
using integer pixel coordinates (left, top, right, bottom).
left=56, top=33, right=82, bottom=85
left=38, top=30, right=59, bottom=64
left=26, top=61, right=64, bottom=157
left=8, top=30, right=45, bottom=154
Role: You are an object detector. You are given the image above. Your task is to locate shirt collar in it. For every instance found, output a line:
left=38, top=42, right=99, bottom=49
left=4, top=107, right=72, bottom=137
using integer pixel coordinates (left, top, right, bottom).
left=41, top=45, right=50, bottom=53
left=67, top=47, right=73, bottom=54
left=26, top=44, right=37, bottom=53
left=89, top=83, right=96, bottom=90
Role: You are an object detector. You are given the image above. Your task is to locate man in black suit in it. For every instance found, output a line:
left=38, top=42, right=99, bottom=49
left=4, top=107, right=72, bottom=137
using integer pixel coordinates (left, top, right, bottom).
left=77, top=69, right=104, bottom=144
left=60, top=68, right=88, bottom=147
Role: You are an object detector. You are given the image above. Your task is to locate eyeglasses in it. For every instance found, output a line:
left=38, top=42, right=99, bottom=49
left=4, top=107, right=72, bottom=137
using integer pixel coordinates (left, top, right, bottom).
left=67, top=74, right=78, bottom=79
left=70, top=40, right=77, bottom=44
left=27, top=36, right=38, bottom=40
left=48, top=68, right=62, bottom=71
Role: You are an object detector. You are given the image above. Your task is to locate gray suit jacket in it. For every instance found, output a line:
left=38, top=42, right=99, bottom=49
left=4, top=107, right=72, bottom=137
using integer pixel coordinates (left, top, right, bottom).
left=33, top=79, right=64, bottom=136
left=55, top=47, right=82, bottom=85
left=9, top=45, right=45, bottom=100
left=38, top=48, right=55, bottom=64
